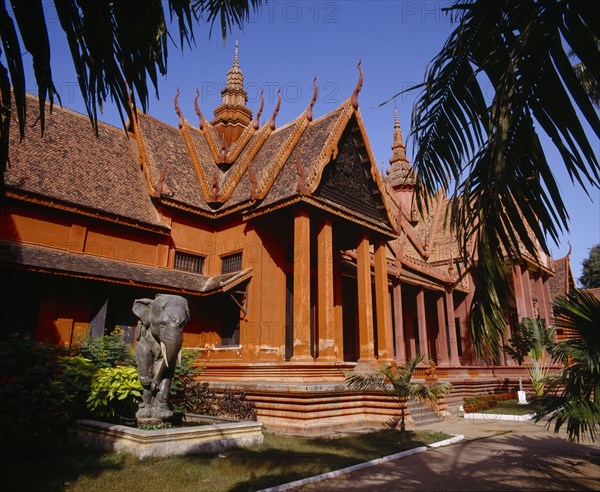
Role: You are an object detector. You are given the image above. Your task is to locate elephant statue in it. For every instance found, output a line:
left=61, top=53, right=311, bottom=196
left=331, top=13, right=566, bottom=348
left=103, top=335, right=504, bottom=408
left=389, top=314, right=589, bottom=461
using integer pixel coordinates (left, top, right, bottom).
left=132, top=294, right=190, bottom=421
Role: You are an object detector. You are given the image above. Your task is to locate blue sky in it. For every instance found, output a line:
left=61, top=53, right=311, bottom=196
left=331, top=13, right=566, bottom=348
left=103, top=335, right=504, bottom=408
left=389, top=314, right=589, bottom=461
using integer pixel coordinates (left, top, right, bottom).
left=15, top=0, right=600, bottom=282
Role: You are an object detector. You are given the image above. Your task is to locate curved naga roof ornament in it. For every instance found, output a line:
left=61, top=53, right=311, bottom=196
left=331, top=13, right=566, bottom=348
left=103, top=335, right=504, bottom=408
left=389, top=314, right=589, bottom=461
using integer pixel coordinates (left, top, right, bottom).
left=194, top=89, right=207, bottom=130
left=351, top=60, right=363, bottom=110
left=304, top=75, right=318, bottom=122
left=252, top=90, right=265, bottom=130
left=268, top=88, right=282, bottom=130
left=174, top=87, right=185, bottom=129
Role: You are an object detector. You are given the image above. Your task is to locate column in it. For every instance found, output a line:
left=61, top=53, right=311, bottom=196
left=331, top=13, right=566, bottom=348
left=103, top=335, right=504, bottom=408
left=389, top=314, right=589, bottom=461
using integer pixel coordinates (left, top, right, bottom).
left=436, top=293, right=449, bottom=365
left=291, top=208, right=312, bottom=361
left=534, top=274, right=549, bottom=322
left=543, top=278, right=558, bottom=342
left=357, top=233, right=375, bottom=362
left=521, top=266, right=534, bottom=318
left=317, top=218, right=339, bottom=360
left=461, top=272, right=476, bottom=363
left=446, top=289, right=460, bottom=366
left=374, top=240, right=393, bottom=361
left=512, top=264, right=528, bottom=321
left=333, top=238, right=344, bottom=356
left=416, top=288, right=428, bottom=357
left=392, top=282, right=406, bottom=363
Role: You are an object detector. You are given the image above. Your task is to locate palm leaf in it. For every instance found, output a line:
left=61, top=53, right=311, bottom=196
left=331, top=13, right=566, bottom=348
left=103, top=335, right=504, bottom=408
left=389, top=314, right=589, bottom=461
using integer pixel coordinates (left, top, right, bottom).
left=533, top=290, right=600, bottom=442
left=0, top=0, right=263, bottom=193
left=407, top=0, right=600, bottom=356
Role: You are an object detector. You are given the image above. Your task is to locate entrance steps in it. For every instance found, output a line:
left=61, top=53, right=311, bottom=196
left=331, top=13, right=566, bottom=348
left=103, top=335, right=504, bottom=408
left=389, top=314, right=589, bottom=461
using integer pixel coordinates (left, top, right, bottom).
left=406, top=400, right=446, bottom=427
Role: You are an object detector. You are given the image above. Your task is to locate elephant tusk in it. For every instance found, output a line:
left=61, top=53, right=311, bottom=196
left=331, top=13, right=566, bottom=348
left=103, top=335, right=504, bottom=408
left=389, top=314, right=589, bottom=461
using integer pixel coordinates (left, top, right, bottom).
left=160, top=341, right=169, bottom=368
left=177, top=350, right=182, bottom=367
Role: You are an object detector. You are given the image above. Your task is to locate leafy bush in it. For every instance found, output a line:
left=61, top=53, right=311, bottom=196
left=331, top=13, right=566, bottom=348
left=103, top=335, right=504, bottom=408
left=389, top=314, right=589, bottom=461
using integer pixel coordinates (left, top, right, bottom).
left=219, top=390, right=257, bottom=420
left=0, top=334, right=95, bottom=455
left=169, top=349, right=203, bottom=413
left=78, top=328, right=135, bottom=368
left=182, top=382, right=257, bottom=421
left=463, top=392, right=517, bottom=413
left=86, top=366, right=142, bottom=420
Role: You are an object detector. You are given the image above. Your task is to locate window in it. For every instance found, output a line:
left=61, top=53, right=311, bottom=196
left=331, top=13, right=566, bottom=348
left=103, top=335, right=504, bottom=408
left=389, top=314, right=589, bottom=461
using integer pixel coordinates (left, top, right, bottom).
left=221, top=252, right=242, bottom=274
left=174, top=251, right=205, bottom=274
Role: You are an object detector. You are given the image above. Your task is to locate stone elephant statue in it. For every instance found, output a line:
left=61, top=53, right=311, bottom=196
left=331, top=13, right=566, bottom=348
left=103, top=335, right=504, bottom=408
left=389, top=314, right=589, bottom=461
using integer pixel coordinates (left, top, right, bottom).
left=132, top=294, right=190, bottom=421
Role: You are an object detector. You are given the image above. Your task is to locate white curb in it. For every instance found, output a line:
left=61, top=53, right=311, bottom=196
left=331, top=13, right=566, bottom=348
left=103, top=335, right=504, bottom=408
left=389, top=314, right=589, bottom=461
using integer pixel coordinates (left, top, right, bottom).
left=464, top=413, right=535, bottom=422
left=258, top=434, right=464, bottom=492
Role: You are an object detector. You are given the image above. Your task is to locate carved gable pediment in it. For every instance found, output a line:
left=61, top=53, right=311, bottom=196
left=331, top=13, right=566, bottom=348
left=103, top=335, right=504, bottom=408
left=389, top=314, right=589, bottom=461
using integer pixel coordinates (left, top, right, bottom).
left=314, top=118, right=386, bottom=223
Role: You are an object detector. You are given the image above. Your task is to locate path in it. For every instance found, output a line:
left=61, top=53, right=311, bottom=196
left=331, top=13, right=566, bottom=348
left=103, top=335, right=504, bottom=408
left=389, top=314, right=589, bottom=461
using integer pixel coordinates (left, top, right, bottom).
left=294, top=416, right=600, bottom=491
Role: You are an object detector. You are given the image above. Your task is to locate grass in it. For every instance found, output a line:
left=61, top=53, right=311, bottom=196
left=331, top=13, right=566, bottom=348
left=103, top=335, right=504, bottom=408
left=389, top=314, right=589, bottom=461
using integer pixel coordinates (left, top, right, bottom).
left=476, top=399, right=541, bottom=416
left=1, top=429, right=451, bottom=492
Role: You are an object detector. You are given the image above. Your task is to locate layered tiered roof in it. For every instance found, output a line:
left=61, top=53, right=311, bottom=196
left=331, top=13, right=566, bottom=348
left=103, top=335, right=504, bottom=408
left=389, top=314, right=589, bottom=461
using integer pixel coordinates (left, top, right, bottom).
left=7, top=51, right=397, bottom=238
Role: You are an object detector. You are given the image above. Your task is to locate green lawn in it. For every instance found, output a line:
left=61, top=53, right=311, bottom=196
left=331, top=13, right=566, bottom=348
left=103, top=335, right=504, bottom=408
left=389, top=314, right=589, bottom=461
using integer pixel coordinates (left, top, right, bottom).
left=2, top=430, right=451, bottom=492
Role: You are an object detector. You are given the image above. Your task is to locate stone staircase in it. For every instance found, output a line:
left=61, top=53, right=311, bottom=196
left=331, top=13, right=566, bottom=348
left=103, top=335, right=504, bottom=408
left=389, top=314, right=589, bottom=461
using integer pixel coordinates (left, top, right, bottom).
left=407, top=400, right=448, bottom=428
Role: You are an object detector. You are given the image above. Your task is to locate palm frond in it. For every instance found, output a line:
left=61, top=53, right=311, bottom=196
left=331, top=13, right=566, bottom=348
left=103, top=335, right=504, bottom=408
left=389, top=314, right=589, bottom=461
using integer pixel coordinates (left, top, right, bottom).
left=408, top=0, right=600, bottom=356
left=533, top=290, right=600, bottom=442
left=345, top=370, right=389, bottom=394
left=0, top=0, right=262, bottom=193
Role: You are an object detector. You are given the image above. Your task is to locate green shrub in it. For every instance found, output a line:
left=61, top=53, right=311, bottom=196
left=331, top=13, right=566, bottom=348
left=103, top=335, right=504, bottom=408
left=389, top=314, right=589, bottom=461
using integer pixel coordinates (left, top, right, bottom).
left=78, top=328, right=135, bottom=368
left=463, top=392, right=517, bottom=413
left=219, top=390, right=257, bottom=420
left=182, top=382, right=257, bottom=420
left=169, top=349, right=204, bottom=413
left=0, top=334, right=94, bottom=455
left=86, top=366, right=142, bottom=420
left=56, top=355, right=97, bottom=418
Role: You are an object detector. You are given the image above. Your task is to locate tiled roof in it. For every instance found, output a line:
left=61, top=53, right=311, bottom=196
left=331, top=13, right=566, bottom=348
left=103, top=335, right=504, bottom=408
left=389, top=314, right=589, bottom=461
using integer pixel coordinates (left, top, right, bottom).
left=7, top=96, right=165, bottom=228
left=260, top=110, right=343, bottom=209
left=10, top=93, right=397, bottom=233
left=583, top=287, right=600, bottom=300
left=0, top=239, right=251, bottom=295
left=135, top=113, right=208, bottom=211
left=549, top=255, right=575, bottom=299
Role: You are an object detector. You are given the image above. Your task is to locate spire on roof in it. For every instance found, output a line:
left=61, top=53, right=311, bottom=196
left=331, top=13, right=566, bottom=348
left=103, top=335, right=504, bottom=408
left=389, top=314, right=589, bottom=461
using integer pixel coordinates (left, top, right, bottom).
left=386, top=107, right=416, bottom=190
left=212, top=41, right=253, bottom=150
left=226, top=40, right=244, bottom=92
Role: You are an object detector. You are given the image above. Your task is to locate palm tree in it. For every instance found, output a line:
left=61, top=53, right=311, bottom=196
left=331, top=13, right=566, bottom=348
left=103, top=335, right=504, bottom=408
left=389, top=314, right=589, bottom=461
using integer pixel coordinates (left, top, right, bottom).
left=346, top=355, right=452, bottom=433
left=534, top=290, right=600, bottom=443
left=504, top=318, right=556, bottom=397
left=0, top=0, right=262, bottom=192
left=399, top=0, right=600, bottom=357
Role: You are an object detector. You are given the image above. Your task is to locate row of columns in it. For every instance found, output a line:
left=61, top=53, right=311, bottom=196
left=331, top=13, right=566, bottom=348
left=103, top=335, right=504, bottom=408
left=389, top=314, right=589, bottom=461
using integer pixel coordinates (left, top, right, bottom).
left=290, top=207, right=469, bottom=366
left=392, top=283, right=460, bottom=366
left=291, top=208, right=393, bottom=362
left=512, top=263, right=553, bottom=324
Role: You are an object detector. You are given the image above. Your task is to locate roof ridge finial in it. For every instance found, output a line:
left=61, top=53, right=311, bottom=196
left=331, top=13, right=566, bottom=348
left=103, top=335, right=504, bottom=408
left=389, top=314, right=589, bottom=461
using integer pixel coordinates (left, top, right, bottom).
left=304, top=75, right=318, bottom=122
left=394, top=103, right=400, bottom=129
left=174, top=87, right=184, bottom=129
left=351, top=60, right=363, bottom=110
left=194, top=89, right=206, bottom=130
left=252, top=90, right=264, bottom=129
left=268, top=88, right=282, bottom=130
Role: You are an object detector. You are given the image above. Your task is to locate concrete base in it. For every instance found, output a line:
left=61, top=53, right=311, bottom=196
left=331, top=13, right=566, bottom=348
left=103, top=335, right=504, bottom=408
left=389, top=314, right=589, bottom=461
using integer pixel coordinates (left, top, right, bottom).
left=75, top=414, right=264, bottom=458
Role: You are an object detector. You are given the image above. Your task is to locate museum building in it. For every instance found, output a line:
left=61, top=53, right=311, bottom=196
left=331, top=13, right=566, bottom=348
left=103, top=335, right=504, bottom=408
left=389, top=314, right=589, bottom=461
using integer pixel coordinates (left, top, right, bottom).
left=1, top=49, right=555, bottom=432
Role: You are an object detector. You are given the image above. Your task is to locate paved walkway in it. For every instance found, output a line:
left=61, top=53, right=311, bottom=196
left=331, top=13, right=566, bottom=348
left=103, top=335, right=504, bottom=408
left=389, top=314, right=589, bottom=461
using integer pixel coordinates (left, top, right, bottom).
left=294, top=416, right=600, bottom=491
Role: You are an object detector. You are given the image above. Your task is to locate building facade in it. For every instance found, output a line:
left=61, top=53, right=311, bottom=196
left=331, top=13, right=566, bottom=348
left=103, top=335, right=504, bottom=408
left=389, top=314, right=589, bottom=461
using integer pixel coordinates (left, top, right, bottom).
left=1, top=50, right=555, bottom=432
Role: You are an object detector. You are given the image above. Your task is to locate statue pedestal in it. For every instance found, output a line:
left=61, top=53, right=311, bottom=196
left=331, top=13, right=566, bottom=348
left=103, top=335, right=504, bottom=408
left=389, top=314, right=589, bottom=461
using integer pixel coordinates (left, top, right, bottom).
left=137, top=418, right=164, bottom=427
left=517, top=390, right=528, bottom=405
